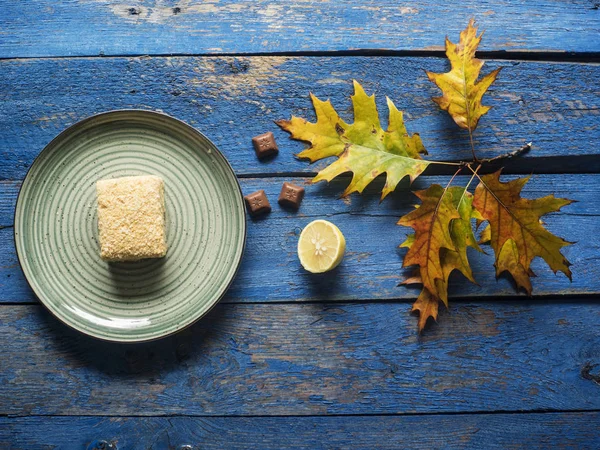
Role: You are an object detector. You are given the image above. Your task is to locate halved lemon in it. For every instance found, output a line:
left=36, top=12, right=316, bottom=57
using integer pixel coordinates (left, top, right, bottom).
left=297, top=220, right=346, bottom=273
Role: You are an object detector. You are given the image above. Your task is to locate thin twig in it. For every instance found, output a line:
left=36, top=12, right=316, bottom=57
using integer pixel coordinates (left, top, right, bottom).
left=431, top=142, right=532, bottom=168
left=480, top=142, right=532, bottom=163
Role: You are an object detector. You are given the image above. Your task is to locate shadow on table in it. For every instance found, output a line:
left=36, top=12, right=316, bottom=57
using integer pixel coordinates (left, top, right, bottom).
left=300, top=265, right=344, bottom=299
left=36, top=304, right=227, bottom=377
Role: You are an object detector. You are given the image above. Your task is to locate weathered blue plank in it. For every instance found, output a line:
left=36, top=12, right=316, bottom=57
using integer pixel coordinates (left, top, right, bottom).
left=2, top=413, right=600, bottom=449
left=0, top=174, right=595, bottom=303
left=1, top=301, right=599, bottom=416
left=1, top=57, right=599, bottom=180
left=1, top=1, right=599, bottom=58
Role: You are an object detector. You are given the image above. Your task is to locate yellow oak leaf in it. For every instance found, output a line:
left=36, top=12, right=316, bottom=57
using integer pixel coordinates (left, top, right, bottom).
left=473, top=170, right=574, bottom=294
left=426, top=19, right=501, bottom=132
left=277, top=80, right=429, bottom=200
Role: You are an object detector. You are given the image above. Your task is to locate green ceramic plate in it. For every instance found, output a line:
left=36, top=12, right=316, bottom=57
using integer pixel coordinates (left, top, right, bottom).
left=15, top=110, right=246, bottom=342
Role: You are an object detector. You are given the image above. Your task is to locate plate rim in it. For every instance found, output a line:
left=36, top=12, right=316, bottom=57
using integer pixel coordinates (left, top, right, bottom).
left=14, top=109, right=247, bottom=343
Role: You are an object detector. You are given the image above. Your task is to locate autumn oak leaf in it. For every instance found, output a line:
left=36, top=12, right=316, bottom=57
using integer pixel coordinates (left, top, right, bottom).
left=277, top=80, right=430, bottom=200
left=398, top=184, right=460, bottom=300
left=411, top=288, right=439, bottom=332
left=478, top=224, right=491, bottom=245
left=473, top=170, right=574, bottom=294
left=496, top=239, right=535, bottom=294
left=400, top=185, right=485, bottom=331
left=426, top=19, right=501, bottom=132
left=435, top=187, right=483, bottom=305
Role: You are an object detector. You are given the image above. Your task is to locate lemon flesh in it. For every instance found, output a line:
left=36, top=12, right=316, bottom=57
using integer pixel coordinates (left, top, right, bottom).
left=297, top=220, right=346, bottom=273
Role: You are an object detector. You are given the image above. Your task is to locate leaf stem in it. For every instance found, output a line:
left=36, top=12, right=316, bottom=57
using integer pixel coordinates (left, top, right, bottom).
left=464, top=164, right=480, bottom=191
left=467, top=163, right=482, bottom=178
left=444, top=165, right=465, bottom=191
left=428, top=160, right=464, bottom=167
left=460, top=42, right=478, bottom=162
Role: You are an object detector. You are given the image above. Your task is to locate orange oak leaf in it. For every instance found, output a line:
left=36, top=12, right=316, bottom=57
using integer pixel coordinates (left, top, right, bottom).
left=277, top=80, right=429, bottom=200
left=473, top=170, right=574, bottom=294
left=426, top=19, right=501, bottom=132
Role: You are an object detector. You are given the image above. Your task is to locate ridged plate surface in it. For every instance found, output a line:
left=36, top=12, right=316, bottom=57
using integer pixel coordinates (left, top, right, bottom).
left=15, top=110, right=246, bottom=342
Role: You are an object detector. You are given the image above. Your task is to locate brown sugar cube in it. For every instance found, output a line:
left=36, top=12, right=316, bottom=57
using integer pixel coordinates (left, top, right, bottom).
left=252, top=132, right=279, bottom=159
left=244, top=190, right=271, bottom=216
left=278, top=182, right=305, bottom=210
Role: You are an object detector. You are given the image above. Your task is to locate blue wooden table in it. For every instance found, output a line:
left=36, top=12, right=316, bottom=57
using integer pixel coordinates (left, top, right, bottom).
left=1, top=2, right=599, bottom=449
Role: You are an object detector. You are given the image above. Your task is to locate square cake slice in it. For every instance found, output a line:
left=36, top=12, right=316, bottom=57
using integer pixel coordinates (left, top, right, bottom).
left=96, top=175, right=167, bottom=262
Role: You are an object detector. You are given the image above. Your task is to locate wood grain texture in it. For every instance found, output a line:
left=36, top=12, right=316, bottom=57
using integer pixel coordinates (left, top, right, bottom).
left=1, top=57, right=599, bottom=180
left=1, top=1, right=599, bottom=58
left=2, top=413, right=600, bottom=449
left=1, top=302, right=600, bottom=416
left=0, top=174, right=594, bottom=304
left=1, top=3, right=599, bottom=441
